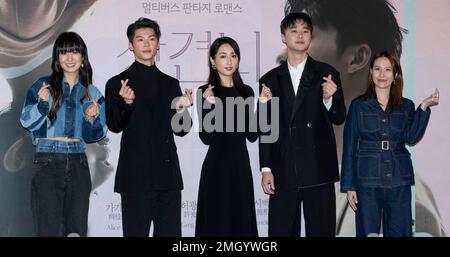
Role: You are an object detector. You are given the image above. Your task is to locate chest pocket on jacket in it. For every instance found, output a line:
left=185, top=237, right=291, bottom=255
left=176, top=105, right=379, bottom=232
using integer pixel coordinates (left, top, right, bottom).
left=359, top=112, right=380, bottom=132
left=390, top=112, right=406, bottom=131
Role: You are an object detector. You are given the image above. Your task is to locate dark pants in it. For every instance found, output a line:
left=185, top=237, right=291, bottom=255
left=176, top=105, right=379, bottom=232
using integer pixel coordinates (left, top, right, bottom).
left=355, top=186, right=412, bottom=237
left=31, top=152, right=92, bottom=237
left=120, top=191, right=181, bottom=237
left=268, top=183, right=336, bottom=237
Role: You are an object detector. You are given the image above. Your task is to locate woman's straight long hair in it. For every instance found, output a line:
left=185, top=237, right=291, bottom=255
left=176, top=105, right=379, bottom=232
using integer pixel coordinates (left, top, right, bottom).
left=49, top=32, right=93, bottom=124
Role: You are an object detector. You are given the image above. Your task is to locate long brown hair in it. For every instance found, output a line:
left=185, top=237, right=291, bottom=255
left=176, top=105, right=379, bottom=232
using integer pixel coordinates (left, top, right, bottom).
left=363, top=51, right=403, bottom=111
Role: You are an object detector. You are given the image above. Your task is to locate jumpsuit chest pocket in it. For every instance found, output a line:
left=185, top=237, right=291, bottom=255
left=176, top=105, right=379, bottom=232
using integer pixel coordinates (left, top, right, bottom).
left=359, top=112, right=380, bottom=133
left=390, top=112, right=407, bottom=131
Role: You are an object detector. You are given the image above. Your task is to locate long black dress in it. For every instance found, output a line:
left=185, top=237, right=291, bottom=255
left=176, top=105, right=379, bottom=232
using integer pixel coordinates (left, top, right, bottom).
left=195, top=84, right=258, bottom=237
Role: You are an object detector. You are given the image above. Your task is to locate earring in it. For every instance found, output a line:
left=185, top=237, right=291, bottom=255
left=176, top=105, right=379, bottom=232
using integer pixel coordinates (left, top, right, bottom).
left=212, top=64, right=216, bottom=70
left=81, top=63, right=84, bottom=68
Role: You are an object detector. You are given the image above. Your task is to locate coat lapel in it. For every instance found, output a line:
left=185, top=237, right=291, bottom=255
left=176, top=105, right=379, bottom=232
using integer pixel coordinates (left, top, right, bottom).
left=290, top=56, right=318, bottom=124
left=277, top=62, right=295, bottom=123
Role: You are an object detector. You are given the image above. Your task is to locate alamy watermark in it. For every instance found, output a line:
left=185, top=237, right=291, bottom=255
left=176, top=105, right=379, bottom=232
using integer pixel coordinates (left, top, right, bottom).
left=171, top=93, right=279, bottom=143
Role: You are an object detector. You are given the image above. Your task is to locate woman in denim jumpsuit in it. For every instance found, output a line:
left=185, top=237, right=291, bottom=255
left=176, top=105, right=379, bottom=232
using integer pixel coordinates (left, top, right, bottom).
left=20, top=32, right=107, bottom=236
left=340, top=51, right=439, bottom=237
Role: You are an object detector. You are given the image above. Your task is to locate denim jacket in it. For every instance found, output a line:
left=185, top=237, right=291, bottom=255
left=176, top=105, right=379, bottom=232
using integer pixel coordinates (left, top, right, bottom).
left=341, top=96, right=430, bottom=191
left=20, top=76, right=107, bottom=153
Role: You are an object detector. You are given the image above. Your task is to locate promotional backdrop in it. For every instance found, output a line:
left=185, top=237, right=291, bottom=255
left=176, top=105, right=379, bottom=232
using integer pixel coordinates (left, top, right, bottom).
left=0, top=0, right=448, bottom=237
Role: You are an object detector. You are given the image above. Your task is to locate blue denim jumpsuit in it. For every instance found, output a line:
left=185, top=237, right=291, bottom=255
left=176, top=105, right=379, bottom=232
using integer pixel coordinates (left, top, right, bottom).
left=341, top=96, right=430, bottom=237
left=20, top=76, right=107, bottom=236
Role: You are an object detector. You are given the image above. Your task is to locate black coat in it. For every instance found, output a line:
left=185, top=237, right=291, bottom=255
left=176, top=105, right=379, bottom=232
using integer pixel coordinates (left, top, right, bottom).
left=105, top=62, right=190, bottom=192
left=259, top=56, right=346, bottom=190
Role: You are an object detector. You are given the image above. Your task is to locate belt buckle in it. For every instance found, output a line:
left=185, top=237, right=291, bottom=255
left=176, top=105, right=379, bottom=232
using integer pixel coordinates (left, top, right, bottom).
left=381, top=140, right=389, bottom=150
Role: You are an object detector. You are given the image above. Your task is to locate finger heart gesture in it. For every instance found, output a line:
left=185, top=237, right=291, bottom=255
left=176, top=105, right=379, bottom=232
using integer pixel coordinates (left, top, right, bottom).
left=202, top=84, right=216, bottom=104
left=322, top=74, right=337, bottom=102
left=421, top=88, right=439, bottom=110
left=176, top=88, right=193, bottom=112
left=259, top=83, right=272, bottom=103
left=120, top=79, right=135, bottom=105
left=85, top=98, right=99, bottom=118
left=38, top=82, right=51, bottom=101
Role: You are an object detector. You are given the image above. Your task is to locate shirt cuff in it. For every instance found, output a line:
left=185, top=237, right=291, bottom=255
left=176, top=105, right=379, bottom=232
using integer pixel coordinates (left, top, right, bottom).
left=323, top=96, right=333, bottom=110
left=261, top=167, right=271, bottom=173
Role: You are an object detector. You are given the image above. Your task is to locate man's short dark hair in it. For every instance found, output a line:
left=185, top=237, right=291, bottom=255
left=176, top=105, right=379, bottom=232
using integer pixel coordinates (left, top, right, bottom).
left=285, top=0, right=406, bottom=58
left=280, top=12, right=313, bottom=34
left=127, top=17, right=161, bottom=42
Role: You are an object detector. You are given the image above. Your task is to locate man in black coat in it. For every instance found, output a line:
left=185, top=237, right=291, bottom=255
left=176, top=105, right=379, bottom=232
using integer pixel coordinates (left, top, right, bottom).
left=105, top=18, right=192, bottom=237
left=259, top=12, right=346, bottom=236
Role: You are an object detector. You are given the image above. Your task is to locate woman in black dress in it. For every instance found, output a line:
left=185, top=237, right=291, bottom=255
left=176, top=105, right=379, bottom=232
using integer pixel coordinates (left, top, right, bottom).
left=195, top=37, right=269, bottom=236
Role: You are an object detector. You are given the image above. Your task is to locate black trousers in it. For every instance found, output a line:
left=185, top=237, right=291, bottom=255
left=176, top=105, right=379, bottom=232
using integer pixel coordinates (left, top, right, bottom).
left=268, top=183, right=336, bottom=237
left=120, top=190, right=181, bottom=237
left=31, top=152, right=91, bottom=237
